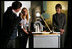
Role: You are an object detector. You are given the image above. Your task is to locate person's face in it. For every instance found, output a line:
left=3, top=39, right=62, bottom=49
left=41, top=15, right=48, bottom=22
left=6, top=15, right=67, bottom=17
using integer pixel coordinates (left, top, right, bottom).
left=56, top=8, right=61, bottom=14
left=15, top=8, right=21, bottom=13
left=23, top=9, right=27, bottom=16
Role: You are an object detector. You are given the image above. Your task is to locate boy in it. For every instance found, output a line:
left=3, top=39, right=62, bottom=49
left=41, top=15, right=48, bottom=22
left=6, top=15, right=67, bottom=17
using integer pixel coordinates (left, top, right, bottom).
left=52, top=4, right=66, bottom=48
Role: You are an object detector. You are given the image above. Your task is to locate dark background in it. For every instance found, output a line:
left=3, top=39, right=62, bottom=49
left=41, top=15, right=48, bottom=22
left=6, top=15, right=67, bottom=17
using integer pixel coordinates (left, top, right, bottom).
left=0, top=0, right=72, bottom=48
left=64, top=0, right=72, bottom=48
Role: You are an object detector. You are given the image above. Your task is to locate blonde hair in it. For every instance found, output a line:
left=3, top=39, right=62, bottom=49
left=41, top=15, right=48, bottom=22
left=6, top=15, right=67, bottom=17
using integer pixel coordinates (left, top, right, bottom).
left=21, top=7, right=29, bottom=21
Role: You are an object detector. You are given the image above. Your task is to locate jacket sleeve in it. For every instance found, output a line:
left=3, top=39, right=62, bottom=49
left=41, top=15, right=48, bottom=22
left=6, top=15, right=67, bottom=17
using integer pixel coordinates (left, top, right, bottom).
left=52, top=15, right=54, bottom=27
left=52, top=15, right=56, bottom=29
left=62, top=14, right=66, bottom=29
left=52, top=15, right=57, bottom=28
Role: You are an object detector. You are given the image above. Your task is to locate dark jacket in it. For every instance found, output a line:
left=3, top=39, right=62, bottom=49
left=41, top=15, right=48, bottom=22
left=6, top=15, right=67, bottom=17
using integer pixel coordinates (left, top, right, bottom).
left=0, top=6, right=21, bottom=47
left=53, top=13, right=66, bottom=32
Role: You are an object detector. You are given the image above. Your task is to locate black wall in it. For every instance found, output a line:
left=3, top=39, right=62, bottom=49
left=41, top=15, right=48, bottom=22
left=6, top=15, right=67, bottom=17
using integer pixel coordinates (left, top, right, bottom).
left=64, top=1, right=72, bottom=48
left=1, top=1, right=4, bottom=29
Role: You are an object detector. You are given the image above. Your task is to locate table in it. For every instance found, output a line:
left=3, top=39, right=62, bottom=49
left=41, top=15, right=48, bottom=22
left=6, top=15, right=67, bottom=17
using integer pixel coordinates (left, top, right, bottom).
left=32, top=32, right=60, bottom=48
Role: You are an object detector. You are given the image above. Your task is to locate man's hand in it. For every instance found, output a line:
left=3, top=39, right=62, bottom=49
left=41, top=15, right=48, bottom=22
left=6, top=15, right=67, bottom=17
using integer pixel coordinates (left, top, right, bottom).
left=59, top=29, right=64, bottom=35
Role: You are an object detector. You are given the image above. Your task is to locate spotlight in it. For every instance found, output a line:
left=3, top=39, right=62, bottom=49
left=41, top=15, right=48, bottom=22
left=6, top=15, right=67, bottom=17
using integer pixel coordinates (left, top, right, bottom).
left=36, top=12, right=40, bottom=17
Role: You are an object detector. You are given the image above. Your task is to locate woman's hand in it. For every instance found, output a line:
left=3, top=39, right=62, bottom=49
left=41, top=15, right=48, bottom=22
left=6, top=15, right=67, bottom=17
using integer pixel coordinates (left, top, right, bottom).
left=22, top=28, right=29, bottom=34
left=59, top=29, right=64, bottom=35
left=25, top=32, right=29, bottom=34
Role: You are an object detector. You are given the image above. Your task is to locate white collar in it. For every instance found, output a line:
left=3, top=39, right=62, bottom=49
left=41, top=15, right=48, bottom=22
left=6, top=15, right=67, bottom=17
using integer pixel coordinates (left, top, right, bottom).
left=12, top=9, right=20, bottom=17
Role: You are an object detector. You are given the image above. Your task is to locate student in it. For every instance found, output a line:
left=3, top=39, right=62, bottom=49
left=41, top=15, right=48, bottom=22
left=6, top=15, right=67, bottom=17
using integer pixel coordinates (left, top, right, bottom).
left=1, top=1, right=22, bottom=48
left=18, top=7, right=33, bottom=48
left=52, top=4, right=66, bottom=48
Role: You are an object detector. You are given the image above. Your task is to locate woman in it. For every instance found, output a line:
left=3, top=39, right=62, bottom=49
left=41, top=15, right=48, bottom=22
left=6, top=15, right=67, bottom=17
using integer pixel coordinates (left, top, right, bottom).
left=20, top=7, right=29, bottom=35
left=18, top=7, right=33, bottom=48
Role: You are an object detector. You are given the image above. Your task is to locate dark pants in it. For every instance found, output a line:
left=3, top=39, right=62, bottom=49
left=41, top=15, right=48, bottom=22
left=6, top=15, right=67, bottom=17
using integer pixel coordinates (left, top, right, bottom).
left=1, top=28, right=17, bottom=48
left=7, top=39, right=15, bottom=48
left=60, top=34, right=64, bottom=48
left=54, top=28, right=64, bottom=48
left=18, top=25, right=33, bottom=48
left=18, top=29, right=33, bottom=48
left=19, top=36, right=28, bottom=48
left=28, top=31, right=33, bottom=48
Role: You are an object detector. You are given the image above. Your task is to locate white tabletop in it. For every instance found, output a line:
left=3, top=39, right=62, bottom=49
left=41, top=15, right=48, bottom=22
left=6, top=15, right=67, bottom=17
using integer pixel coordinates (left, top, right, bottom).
left=32, top=32, right=60, bottom=36
left=32, top=32, right=60, bottom=34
